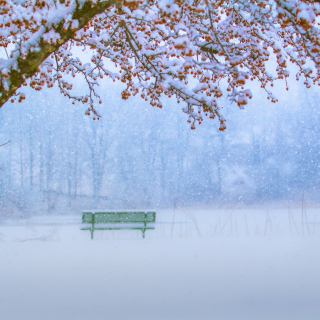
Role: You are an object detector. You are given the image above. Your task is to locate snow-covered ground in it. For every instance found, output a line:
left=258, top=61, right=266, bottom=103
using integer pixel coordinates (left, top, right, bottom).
left=1, top=208, right=320, bottom=320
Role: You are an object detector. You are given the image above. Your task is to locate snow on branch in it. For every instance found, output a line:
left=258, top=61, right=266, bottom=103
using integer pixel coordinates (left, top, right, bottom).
left=0, top=0, right=319, bottom=129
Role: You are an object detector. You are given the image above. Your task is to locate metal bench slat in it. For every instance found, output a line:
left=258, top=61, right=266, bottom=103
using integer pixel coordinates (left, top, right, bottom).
left=81, top=211, right=156, bottom=239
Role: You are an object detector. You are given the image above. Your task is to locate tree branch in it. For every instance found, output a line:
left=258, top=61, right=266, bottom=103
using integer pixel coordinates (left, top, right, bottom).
left=0, top=0, right=118, bottom=109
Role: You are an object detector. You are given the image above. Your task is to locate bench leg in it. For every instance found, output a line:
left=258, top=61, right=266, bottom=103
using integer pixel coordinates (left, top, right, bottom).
left=142, top=219, right=147, bottom=239
left=90, top=221, right=95, bottom=240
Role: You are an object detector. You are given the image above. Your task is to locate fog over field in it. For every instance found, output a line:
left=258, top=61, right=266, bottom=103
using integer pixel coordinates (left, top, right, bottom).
left=1, top=208, right=320, bottom=320
left=1, top=1, right=320, bottom=319
left=0, top=73, right=320, bottom=216
left=1, top=64, right=320, bottom=320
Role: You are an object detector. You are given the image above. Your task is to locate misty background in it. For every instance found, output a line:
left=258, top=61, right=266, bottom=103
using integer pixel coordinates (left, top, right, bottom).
left=0, top=72, right=319, bottom=218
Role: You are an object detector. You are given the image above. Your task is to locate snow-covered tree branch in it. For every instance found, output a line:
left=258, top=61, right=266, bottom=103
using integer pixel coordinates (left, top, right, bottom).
left=1, top=0, right=319, bottom=129
left=0, top=0, right=118, bottom=107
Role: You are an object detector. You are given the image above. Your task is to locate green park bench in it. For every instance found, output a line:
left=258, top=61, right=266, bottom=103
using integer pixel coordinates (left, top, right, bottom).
left=81, top=211, right=156, bottom=239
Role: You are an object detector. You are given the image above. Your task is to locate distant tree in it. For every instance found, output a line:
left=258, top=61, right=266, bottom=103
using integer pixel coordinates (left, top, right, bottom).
left=0, top=0, right=319, bottom=130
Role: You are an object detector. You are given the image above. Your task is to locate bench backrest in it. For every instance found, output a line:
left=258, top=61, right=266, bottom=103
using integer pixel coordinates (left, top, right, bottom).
left=82, top=211, right=156, bottom=224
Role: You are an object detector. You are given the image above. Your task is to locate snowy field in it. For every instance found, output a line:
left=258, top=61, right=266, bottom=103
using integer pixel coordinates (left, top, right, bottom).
left=1, top=207, right=320, bottom=320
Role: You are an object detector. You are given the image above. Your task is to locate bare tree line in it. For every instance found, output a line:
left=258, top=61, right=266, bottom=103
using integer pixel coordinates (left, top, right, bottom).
left=0, top=83, right=320, bottom=216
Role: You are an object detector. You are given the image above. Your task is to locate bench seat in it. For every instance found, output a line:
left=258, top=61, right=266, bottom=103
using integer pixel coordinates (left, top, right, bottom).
left=81, top=211, right=156, bottom=239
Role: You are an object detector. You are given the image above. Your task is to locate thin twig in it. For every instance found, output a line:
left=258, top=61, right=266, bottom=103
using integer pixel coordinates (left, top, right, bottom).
left=0, top=140, right=11, bottom=148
